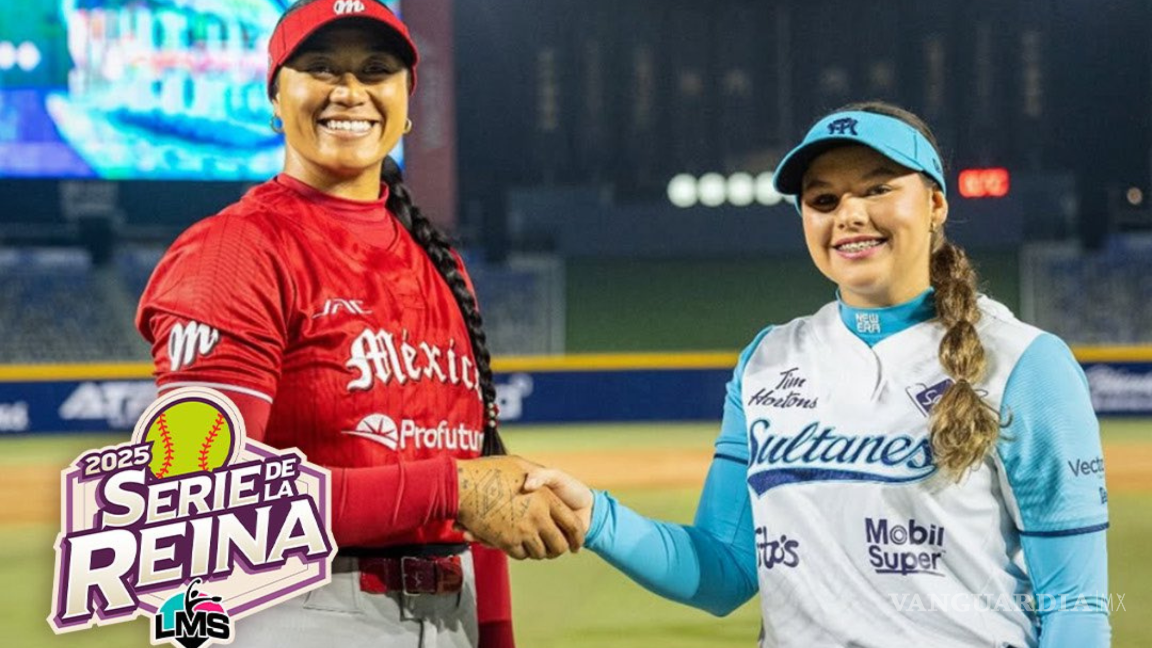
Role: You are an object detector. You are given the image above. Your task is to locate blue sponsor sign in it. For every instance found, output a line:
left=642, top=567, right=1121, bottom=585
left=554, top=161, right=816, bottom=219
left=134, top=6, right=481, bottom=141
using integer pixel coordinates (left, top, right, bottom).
left=1081, top=363, right=1152, bottom=417
left=0, top=358, right=1148, bottom=435
left=494, top=369, right=731, bottom=424
left=0, top=380, right=156, bottom=434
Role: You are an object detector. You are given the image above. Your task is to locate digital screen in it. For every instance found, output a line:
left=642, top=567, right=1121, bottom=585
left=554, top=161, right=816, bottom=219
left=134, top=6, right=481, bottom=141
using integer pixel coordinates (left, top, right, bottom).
left=0, top=0, right=402, bottom=180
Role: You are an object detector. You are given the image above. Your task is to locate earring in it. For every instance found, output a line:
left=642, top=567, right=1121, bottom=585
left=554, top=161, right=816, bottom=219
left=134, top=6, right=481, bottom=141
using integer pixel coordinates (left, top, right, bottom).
left=403, top=118, right=413, bottom=134
left=270, top=116, right=284, bottom=134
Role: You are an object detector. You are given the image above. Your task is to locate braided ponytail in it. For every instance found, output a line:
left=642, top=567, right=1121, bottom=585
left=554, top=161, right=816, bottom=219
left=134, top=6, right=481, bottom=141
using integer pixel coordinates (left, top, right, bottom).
left=836, top=101, right=999, bottom=480
left=381, top=157, right=506, bottom=456
left=928, top=239, right=999, bottom=479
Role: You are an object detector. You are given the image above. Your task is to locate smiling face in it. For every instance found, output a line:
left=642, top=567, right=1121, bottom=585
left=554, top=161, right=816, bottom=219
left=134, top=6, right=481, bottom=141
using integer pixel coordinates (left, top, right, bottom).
left=271, top=21, right=410, bottom=198
left=799, top=145, right=948, bottom=308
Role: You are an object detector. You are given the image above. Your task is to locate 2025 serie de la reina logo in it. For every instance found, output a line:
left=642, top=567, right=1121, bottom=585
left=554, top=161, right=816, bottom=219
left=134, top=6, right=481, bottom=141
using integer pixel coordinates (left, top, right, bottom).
left=48, top=386, right=336, bottom=647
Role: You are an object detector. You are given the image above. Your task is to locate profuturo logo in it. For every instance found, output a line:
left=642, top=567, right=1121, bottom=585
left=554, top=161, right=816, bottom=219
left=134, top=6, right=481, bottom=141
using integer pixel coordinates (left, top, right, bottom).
left=344, top=414, right=400, bottom=450
left=746, top=419, right=936, bottom=495
left=342, top=415, right=484, bottom=453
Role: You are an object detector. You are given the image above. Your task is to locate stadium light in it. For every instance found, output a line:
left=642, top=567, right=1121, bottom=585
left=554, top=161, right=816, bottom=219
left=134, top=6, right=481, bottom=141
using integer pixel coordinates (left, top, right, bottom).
left=666, top=170, right=794, bottom=208
left=755, top=172, right=782, bottom=206
left=16, top=42, right=41, bottom=72
left=727, top=173, right=755, bottom=206
left=958, top=168, right=1010, bottom=198
left=667, top=174, right=698, bottom=208
left=0, top=42, right=14, bottom=71
left=698, top=173, right=727, bottom=207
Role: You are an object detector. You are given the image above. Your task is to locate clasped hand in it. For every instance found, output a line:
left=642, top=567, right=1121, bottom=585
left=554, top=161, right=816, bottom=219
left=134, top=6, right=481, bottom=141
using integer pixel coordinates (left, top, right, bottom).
left=455, top=456, right=592, bottom=560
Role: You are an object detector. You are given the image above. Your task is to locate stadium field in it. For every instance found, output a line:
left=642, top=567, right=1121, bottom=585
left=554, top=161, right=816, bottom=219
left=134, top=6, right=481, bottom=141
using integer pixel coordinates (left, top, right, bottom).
left=3, top=421, right=1148, bottom=647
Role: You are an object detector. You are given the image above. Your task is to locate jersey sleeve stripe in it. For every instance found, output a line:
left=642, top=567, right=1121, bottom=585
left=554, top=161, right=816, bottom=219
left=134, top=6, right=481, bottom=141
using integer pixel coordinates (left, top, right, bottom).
left=1019, top=522, right=1109, bottom=538
left=159, top=381, right=274, bottom=404
left=713, top=452, right=748, bottom=467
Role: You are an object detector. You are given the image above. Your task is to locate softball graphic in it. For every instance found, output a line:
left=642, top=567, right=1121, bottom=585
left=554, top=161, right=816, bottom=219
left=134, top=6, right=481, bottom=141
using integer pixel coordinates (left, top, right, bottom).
left=144, top=399, right=234, bottom=478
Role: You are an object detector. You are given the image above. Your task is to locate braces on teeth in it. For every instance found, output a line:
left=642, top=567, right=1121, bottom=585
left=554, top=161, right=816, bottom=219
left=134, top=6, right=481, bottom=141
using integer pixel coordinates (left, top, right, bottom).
left=839, top=240, right=882, bottom=252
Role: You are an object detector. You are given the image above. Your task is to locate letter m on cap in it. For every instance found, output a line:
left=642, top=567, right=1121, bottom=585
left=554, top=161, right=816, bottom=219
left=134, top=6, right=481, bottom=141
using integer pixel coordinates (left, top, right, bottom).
left=333, top=0, right=366, bottom=14
left=828, top=117, right=858, bottom=136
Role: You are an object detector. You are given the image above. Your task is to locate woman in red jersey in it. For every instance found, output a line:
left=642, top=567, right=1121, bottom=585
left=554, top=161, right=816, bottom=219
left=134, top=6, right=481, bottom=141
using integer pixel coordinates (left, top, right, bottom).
left=136, top=2, right=581, bottom=646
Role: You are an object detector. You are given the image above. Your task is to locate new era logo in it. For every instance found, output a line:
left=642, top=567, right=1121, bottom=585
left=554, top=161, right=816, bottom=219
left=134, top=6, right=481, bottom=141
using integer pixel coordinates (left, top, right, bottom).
left=827, top=117, right=858, bottom=136
left=333, top=0, right=366, bottom=15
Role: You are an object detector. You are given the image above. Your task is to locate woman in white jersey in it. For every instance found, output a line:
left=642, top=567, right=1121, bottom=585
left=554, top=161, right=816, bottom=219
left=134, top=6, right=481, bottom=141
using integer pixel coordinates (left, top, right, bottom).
left=527, top=102, right=1111, bottom=648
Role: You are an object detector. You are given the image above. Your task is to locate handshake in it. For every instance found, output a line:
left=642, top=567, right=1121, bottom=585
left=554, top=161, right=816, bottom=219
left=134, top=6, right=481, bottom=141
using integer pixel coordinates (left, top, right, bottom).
left=455, top=456, right=593, bottom=560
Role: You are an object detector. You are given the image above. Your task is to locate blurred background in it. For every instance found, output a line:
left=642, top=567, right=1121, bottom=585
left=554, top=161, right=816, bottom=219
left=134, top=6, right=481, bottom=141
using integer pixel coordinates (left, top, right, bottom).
left=1, top=0, right=1149, bottom=646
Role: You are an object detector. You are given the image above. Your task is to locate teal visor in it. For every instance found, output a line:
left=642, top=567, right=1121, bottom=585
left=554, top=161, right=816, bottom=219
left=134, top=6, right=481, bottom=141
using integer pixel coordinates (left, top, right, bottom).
left=773, top=111, right=946, bottom=198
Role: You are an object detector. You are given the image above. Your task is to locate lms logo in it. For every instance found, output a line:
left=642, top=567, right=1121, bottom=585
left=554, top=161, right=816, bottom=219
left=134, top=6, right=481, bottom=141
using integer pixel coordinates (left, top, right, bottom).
left=152, top=579, right=232, bottom=648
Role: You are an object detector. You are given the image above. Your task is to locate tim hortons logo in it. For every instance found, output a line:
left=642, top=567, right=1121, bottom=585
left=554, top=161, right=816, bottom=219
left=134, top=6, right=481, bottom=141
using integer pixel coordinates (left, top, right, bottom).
left=746, top=367, right=818, bottom=410
left=346, top=328, right=481, bottom=397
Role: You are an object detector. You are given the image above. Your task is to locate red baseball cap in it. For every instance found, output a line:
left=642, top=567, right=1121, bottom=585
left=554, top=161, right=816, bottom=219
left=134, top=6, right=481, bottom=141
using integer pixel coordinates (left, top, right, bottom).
left=267, top=0, right=419, bottom=97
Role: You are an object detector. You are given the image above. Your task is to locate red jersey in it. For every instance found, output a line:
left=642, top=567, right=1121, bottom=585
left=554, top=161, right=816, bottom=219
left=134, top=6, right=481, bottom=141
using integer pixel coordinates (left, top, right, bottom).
left=137, top=174, right=484, bottom=547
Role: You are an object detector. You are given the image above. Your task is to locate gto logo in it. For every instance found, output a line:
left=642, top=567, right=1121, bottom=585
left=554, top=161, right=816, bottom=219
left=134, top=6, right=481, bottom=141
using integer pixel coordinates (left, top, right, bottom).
left=333, top=0, right=366, bottom=14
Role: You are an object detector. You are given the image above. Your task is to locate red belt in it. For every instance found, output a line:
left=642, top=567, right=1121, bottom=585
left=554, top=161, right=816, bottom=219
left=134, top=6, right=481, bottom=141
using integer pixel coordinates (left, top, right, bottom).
left=357, top=555, right=464, bottom=596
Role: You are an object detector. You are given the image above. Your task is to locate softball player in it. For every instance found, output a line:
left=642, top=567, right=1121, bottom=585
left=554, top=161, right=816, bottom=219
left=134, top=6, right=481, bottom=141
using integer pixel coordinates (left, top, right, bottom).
left=136, top=2, right=581, bottom=646
left=529, top=102, right=1110, bottom=647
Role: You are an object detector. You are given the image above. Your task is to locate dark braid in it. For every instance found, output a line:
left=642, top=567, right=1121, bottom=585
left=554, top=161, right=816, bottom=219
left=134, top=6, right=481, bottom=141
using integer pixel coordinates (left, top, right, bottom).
left=380, top=157, right=506, bottom=456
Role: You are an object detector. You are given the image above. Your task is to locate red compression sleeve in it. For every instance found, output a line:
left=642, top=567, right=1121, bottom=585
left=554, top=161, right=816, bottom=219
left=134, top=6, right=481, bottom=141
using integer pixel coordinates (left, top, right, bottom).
left=472, top=543, right=515, bottom=648
left=225, top=390, right=460, bottom=547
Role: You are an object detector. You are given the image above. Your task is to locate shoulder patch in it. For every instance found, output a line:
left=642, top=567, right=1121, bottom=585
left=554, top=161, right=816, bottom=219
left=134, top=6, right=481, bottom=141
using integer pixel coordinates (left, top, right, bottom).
left=169, top=321, right=221, bottom=371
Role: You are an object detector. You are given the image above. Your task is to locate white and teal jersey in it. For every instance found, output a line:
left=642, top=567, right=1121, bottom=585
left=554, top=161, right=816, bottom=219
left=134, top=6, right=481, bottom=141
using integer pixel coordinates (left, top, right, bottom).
left=585, top=291, right=1110, bottom=648
left=741, top=296, right=1103, bottom=647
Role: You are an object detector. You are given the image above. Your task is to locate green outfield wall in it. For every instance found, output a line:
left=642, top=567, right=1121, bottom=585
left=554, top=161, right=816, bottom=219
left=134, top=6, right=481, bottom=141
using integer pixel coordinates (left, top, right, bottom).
left=564, top=251, right=1021, bottom=352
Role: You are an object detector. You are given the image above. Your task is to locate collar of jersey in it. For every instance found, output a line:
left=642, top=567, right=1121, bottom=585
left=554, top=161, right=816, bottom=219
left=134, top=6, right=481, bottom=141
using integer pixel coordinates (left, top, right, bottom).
left=276, top=173, right=390, bottom=224
left=837, top=287, right=936, bottom=347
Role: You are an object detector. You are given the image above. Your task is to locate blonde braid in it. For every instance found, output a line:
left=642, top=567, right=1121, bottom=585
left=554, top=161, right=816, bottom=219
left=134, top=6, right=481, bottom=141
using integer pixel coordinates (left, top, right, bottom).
left=816, top=101, right=1002, bottom=479
left=928, top=238, right=999, bottom=479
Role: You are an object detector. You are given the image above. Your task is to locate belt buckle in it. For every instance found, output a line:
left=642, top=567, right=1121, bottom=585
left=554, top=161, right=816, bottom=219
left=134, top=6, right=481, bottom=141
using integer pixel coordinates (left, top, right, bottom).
left=400, top=556, right=432, bottom=596
left=433, top=556, right=464, bottom=594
